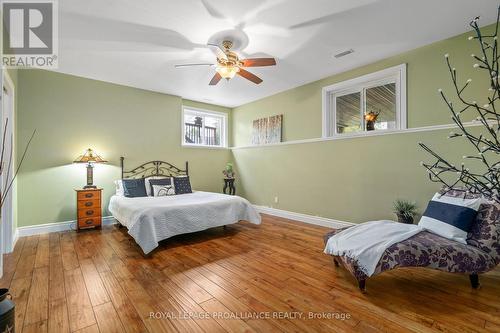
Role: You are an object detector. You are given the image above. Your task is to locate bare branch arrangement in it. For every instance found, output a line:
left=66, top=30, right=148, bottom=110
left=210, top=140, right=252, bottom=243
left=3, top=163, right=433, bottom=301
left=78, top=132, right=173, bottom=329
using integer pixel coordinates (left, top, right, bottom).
left=0, top=118, right=35, bottom=215
left=419, top=8, right=500, bottom=203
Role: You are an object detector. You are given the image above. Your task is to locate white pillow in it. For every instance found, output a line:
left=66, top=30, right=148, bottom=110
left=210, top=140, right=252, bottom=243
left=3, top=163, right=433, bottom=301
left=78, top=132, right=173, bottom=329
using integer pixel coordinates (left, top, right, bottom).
left=114, top=180, right=124, bottom=196
left=152, top=184, right=175, bottom=197
left=418, top=193, right=482, bottom=244
left=144, top=176, right=169, bottom=196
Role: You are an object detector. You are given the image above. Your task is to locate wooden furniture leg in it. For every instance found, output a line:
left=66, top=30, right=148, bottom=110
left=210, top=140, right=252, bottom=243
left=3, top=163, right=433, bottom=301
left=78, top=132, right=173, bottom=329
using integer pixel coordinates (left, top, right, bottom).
left=358, top=279, right=367, bottom=293
left=333, top=257, right=340, bottom=267
left=469, top=274, right=480, bottom=289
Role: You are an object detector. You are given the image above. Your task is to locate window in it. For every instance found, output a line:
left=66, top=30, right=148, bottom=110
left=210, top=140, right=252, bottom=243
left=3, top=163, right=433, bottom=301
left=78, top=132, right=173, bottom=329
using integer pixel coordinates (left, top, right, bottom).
left=182, top=107, right=228, bottom=148
left=322, top=64, right=406, bottom=137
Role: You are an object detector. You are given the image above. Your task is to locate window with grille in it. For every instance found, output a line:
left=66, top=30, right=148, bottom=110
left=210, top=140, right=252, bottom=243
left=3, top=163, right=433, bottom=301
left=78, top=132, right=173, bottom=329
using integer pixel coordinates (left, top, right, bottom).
left=322, top=64, right=407, bottom=138
left=182, top=107, right=227, bottom=148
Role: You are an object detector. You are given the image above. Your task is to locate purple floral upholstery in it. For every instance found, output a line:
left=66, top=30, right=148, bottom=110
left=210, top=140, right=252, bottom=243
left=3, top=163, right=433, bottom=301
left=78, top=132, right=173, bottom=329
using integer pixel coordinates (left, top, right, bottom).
left=324, top=189, right=500, bottom=283
left=467, top=201, right=500, bottom=263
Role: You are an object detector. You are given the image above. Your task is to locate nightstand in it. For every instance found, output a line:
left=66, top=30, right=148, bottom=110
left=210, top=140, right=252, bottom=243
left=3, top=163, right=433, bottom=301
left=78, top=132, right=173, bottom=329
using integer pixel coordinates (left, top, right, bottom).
left=75, top=188, right=102, bottom=231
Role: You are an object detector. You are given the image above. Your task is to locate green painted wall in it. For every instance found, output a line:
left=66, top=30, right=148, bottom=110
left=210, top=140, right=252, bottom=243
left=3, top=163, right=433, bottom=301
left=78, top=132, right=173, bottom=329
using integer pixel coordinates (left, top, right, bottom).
left=5, top=69, right=18, bottom=230
left=231, top=26, right=493, bottom=223
left=15, top=70, right=231, bottom=227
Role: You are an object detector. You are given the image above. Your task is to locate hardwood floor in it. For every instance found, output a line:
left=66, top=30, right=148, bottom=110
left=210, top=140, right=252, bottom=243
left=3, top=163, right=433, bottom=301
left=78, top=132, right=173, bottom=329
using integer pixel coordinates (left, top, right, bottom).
left=2, top=214, right=500, bottom=333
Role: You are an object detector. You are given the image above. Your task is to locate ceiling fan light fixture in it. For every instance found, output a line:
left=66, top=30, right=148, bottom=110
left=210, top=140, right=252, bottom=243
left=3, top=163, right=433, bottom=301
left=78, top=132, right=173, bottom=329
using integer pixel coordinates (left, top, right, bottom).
left=216, top=65, right=240, bottom=79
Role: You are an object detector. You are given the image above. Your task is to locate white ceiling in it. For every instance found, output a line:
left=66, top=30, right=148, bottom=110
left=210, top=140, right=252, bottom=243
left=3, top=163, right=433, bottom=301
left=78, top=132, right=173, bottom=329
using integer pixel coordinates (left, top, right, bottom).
left=56, top=0, right=499, bottom=108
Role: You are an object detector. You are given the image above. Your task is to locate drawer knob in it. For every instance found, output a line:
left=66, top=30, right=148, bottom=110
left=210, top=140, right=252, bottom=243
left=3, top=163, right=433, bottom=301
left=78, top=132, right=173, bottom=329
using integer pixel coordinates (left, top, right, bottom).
left=84, top=202, right=93, bottom=207
left=85, top=210, right=94, bottom=216
left=85, top=219, right=93, bottom=225
left=85, top=193, right=93, bottom=198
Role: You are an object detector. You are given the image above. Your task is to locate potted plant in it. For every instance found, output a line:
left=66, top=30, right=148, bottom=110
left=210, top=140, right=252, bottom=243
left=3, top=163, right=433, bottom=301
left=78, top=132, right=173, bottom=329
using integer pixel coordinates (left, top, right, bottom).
left=393, top=199, right=418, bottom=224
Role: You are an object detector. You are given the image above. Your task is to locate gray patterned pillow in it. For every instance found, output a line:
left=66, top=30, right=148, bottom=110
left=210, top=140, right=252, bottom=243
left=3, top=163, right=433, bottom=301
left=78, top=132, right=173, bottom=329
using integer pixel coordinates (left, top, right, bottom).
left=173, top=176, right=192, bottom=194
left=152, top=184, right=175, bottom=197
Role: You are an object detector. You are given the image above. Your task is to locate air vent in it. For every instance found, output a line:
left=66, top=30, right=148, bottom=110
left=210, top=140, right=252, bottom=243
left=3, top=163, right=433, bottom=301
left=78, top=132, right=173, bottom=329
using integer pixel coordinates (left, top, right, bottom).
left=334, top=49, right=354, bottom=58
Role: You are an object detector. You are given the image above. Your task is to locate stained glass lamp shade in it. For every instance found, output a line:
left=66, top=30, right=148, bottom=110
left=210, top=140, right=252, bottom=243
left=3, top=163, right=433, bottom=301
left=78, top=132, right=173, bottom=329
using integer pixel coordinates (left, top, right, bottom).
left=73, top=148, right=107, bottom=188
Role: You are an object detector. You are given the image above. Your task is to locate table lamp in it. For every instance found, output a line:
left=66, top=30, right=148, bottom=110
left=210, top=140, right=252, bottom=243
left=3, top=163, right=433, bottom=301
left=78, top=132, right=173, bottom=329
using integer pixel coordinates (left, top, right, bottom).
left=73, top=148, right=107, bottom=189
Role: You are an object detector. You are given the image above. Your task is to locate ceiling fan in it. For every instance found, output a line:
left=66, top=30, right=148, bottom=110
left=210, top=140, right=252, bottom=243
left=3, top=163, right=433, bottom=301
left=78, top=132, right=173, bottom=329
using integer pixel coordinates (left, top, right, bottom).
left=175, top=40, right=276, bottom=85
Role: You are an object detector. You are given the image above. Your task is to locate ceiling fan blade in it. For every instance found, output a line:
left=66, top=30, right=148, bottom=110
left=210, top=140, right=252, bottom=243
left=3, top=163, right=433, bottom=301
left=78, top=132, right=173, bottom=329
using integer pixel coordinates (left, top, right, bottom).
left=242, top=58, right=276, bottom=67
left=60, top=12, right=202, bottom=51
left=200, top=0, right=226, bottom=19
left=207, top=43, right=227, bottom=60
left=174, top=63, right=214, bottom=68
left=209, top=72, right=222, bottom=85
left=237, top=68, right=263, bottom=84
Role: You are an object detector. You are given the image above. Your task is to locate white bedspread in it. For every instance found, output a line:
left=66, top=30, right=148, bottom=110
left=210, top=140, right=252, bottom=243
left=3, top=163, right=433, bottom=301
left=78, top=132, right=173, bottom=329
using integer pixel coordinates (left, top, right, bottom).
left=324, top=220, right=422, bottom=276
left=108, top=192, right=261, bottom=254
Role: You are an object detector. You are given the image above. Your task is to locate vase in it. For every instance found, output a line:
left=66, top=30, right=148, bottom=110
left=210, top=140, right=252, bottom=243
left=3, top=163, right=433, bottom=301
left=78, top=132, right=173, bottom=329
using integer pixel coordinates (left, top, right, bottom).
left=397, top=214, right=414, bottom=224
left=0, top=288, right=14, bottom=333
left=366, top=120, right=375, bottom=131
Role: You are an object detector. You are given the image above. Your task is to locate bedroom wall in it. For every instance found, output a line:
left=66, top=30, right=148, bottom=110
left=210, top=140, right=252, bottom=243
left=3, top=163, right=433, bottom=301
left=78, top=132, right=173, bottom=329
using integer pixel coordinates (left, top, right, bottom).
left=5, top=69, right=19, bottom=231
left=15, top=69, right=231, bottom=227
left=231, top=25, right=493, bottom=223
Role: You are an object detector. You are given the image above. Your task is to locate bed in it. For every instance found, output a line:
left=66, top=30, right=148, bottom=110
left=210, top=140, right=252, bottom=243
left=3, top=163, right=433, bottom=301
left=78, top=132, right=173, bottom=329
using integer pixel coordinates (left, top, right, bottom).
left=108, top=157, right=261, bottom=254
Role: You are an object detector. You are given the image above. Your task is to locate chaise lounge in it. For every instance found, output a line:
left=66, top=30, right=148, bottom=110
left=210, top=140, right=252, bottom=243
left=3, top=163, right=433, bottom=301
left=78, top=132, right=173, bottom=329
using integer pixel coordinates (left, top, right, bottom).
left=324, top=189, right=500, bottom=292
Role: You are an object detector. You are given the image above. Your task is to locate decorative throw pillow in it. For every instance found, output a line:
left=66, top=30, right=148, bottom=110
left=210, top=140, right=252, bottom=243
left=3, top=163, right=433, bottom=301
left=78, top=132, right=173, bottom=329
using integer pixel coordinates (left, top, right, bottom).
left=419, top=192, right=482, bottom=244
left=148, top=177, right=172, bottom=196
left=467, top=200, right=500, bottom=263
left=114, top=180, right=124, bottom=196
left=144, top=176, right=166, bottom=196
left=152, top=184, right=175, bottom=197
left=122, top=178, right=147, bottom=197
left=173, top=176, right=192, bottom=194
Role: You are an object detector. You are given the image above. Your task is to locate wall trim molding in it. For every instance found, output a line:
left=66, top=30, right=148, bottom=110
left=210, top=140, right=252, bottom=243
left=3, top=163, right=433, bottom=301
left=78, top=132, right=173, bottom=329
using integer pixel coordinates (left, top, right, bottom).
left=232, top=120, right=493, bottom=150
left=16, top=216, right=117, bottom=238
left=254, top=205, right=355, bottom=229
left=12, top=229, right=19, bottom=251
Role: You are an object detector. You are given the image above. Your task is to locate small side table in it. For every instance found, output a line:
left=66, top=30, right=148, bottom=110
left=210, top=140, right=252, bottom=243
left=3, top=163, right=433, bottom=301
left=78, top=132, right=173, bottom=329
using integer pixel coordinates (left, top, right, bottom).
left=75, top=188, right=102, bottom=231
left=223, top=178, right=236, bottom=195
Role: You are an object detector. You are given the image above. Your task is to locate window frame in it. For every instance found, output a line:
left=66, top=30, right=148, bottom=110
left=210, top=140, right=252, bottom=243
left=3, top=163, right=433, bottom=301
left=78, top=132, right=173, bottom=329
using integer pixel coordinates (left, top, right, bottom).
left=181, top=106, right=228, bottom=148
left=322, top=64, right=407, bottom=138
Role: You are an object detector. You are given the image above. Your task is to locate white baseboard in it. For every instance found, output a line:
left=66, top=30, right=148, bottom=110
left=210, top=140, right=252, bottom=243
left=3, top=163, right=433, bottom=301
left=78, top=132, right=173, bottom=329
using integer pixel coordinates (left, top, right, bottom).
left=254, top=205, right=355, bottom=229
left=16, top=216, right=117, bottom=237
left=12, top=229, right=19, bottom=249
left=14, top=206, right=351, bottom=239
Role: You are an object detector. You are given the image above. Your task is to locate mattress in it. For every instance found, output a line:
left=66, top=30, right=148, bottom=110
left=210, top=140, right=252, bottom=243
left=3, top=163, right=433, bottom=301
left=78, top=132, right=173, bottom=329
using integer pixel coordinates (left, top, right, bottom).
left=108, top=191, right=261, bottom=254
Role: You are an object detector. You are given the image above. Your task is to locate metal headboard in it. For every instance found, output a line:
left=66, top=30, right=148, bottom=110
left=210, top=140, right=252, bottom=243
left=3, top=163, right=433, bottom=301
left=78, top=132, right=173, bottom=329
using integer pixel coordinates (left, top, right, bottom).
left=120, top=156, right=189, bottom=179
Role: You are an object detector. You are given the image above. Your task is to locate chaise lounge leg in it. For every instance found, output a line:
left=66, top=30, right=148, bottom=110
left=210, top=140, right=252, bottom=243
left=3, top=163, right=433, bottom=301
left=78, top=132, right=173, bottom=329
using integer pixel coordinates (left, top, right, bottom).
left=333, top=257, right=340, bottom=267
left=358, top=279, right=367, bottom=293
left=469, top=274, right=480, bottom=289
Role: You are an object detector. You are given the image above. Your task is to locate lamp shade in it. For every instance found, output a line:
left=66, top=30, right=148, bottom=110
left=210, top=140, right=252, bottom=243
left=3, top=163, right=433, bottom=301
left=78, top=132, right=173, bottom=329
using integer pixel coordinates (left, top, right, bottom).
left=216, top=65, right=240, bottom=79
left=73, top=148, right=107, bottom=164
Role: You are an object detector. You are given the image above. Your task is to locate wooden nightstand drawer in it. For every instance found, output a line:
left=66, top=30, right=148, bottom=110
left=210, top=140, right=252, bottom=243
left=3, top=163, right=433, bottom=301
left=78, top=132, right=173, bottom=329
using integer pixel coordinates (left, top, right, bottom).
left=78, top=217, right=101, bottom=229
left=78, top=208, right=101, bottom=219
left=76, top=188, right=102, bottom=231
left=77, top=190, right=101, bottom=201
left=77, top=199, right=100, bottom=209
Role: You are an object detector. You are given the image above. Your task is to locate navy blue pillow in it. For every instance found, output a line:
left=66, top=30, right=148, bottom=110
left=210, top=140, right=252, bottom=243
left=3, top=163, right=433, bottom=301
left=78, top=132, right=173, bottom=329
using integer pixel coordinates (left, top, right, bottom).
left=122, top=178, right=147, bottom=197
left=148, top=178, right=171, bottom=196
left=174, top=176, right=192, bottom=194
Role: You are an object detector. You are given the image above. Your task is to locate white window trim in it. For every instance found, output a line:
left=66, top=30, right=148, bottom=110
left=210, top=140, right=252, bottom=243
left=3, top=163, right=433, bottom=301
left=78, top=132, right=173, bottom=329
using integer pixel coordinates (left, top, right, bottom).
left=322, top=64, right=407, bottom=138
left=181, top=106, right=228, bottom=148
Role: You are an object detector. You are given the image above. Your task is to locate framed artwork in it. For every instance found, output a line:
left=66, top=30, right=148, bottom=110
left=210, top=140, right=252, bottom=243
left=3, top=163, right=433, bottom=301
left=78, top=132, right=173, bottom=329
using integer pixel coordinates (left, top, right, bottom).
left=251, top=114, right=283, bottom=144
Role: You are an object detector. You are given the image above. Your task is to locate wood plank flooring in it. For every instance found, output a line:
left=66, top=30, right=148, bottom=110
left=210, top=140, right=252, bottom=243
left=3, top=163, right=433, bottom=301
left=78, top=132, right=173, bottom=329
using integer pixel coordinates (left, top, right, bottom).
left=2, top=214, right=500, bottom=333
